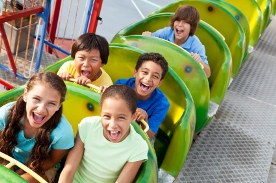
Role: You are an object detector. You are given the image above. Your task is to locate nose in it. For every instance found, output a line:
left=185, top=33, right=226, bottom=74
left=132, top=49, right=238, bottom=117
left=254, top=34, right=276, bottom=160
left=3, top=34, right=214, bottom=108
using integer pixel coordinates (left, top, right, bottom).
left=36, top=103, right=46, bottom=113
left=109, top=119, right=117, bottom=128
left=82, top=60, right=89, bottom=67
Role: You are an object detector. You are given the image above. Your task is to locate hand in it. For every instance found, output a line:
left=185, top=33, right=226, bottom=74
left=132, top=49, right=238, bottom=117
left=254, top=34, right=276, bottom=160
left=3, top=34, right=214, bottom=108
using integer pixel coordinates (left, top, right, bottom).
left=76, top=75, right=91, bottom=86
left=190, top=52, right=204, bottom=69
left=142, top=31, right=152, bottom=36
left=136, top=108, right=148, bottom=122
left=99, top=85, right=110, bottom=94
left=58, top=72, right=73, bottom=81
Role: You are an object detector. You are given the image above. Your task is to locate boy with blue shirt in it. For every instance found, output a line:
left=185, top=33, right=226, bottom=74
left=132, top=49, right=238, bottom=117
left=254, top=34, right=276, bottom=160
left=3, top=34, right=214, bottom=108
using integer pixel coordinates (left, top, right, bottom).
left=143, top=5, right=211, bottom=78
left=116, top=52, right=170, bottom=143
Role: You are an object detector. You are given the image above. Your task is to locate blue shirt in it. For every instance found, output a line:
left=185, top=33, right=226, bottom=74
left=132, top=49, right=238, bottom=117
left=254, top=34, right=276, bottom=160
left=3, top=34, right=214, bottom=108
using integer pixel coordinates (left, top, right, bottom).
left=152, top=27, right=208, bottom=65
left=0, top=102, right=75, bottom=164
left=115, top=78, right=170, bottom=134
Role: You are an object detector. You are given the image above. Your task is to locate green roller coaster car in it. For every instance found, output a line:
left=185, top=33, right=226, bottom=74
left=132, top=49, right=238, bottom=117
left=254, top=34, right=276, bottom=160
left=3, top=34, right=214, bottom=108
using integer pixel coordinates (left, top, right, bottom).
left=255, top=0, right=272, bottom=32
left=111, top=13, right=231, bottom=132
left=43, top=44, right=196, bottom=180
left=223, top=0, right=263, bottom=48
left=149, top=0, right=246, bottom=79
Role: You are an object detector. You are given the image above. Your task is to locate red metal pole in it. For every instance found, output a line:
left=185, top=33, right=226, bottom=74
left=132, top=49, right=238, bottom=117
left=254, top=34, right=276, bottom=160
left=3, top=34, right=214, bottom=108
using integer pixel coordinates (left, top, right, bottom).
left=87, top=0, right=104, bottom=33
left=0, top=79, right=14, bottom=90
left=46, top=0, right=62, bottom=54
left=0, top=24, right=17, bottom=76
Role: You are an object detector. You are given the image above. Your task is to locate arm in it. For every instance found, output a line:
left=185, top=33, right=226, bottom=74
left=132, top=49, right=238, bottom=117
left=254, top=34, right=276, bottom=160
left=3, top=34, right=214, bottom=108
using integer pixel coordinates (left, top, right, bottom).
left=116, top=160, right=144, bottom=183
left=190, top=52, right=211, bottom=78
left=59, top=133, right=84, bottom=183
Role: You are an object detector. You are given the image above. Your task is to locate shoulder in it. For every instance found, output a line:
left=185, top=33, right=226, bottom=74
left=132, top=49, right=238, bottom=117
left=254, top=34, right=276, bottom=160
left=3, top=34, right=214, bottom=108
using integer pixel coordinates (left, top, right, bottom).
left=0, top=102, right=16, bottom=129
left=115, top=78, right=135, bottom=86
left=93, top=68, right=113, bottom=86
left=129, top=125, right=148, bottom=147
left=61, top=60, right=74, bottom=67
left=78, top=116, right=101, bottom=131
left=153, top=27, right=173, bottom=37
left=153, top=89, right=170, bottom=107
left=51, top=115, right=74, bottom=136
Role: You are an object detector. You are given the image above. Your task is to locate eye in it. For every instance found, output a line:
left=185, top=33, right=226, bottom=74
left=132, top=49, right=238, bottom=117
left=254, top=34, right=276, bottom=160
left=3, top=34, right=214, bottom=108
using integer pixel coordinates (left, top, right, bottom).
left=153, top=75, right=159, bottom=79
left=33, top=97, right=40, bottom=101
left=87, top=103, right=94, bottom=111
left=119, top=117, right=126, bottom=120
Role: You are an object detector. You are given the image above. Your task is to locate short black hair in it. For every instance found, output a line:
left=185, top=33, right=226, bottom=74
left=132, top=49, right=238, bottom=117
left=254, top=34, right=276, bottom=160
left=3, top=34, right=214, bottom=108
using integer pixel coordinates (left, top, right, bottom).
left=71, top=33, right=109, bottom=64
left=135, top=52, right=168, bottom=80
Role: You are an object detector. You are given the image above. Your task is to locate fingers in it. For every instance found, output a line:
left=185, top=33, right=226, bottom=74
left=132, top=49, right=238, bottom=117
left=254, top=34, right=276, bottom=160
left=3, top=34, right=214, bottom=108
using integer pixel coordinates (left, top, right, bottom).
left=76, top=76, right=91, bottom=86
left=142, top=31, right=152, bottom=36
left=99, top=85, right=109, bottom=94
left=58, top=73, right=73, bottom=81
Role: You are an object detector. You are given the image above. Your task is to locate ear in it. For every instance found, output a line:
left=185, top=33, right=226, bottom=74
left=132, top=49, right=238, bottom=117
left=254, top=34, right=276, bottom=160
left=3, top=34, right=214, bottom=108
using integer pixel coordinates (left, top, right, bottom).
left=23, top=88, right=28, bottom=102
left=158, top=79, right=163, bottom=87
left=101, top=63, right=104, bottom=67
left=133, top=69, right=138, bottom=77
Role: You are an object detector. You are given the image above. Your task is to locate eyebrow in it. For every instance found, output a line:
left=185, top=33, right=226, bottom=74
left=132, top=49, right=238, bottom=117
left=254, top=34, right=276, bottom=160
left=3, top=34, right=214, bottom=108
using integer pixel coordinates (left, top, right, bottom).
left=141, top=67, right=161, bottom=77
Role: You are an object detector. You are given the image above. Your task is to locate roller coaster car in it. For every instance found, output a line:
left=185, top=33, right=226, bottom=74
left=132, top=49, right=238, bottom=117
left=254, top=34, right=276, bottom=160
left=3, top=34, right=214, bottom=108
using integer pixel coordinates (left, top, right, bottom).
left=149, top=0, right=246, bottom=79
left=43, top=44, right=196, bottom=181
left=111, top=13, right=231, bottom=132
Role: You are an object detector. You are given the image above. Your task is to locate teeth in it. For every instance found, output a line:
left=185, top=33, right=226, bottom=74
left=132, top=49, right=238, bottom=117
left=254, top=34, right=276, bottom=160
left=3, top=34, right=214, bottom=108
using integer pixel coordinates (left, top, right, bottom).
left=111, top=131, right=118, bottom=134
left=142, top=83, right=149, bottom=86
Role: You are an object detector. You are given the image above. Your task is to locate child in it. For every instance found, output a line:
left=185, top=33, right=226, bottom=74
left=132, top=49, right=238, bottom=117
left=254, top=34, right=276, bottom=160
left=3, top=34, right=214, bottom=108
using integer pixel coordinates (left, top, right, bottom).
left=0, top=72, right=74, bottom=183
left=58, top=85, right=148, bottom=183
left=142, top=5, right=211, bottom=78
left=57, top=33, right=113, bottom=86
left=115, top=52, right=170, bottom=143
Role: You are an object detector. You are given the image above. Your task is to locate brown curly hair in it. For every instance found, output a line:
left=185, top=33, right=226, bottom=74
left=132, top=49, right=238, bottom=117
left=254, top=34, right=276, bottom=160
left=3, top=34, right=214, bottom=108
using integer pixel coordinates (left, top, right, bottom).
left=0, top=72, right=67, bottom=173
left=170, top=5, right=200, bottom=36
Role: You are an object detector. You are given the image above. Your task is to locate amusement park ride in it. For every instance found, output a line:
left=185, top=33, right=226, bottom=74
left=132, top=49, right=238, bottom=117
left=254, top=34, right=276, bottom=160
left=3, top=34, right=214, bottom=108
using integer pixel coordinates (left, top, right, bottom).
left=0, top=0, right=276, bottom=182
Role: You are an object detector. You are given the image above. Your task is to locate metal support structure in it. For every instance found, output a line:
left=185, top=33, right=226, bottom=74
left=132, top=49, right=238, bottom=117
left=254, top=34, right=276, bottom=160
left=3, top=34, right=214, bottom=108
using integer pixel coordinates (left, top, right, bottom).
left=35, top=0, right=52, bottom=73
left=83, top=0, right=94, bottom=33
left=87, top=0, right=103, bottom=33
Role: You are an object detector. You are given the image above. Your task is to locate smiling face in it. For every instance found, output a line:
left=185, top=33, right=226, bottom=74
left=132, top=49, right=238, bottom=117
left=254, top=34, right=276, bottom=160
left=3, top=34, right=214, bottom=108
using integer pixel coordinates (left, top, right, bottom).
left=23, top=83, right=61, bottom=132
left=173, top=20, right=191, bottom=45
left=134, top=60, right=163, bottom=100
left=74, top=49, right=104, bottom=81
left=101, top=97, right=136, bottom=143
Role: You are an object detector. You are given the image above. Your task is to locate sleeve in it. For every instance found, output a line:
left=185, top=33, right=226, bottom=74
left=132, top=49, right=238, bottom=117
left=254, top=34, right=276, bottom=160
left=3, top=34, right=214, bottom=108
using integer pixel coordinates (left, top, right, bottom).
left=148, top=101, right=170, bottom=134
left=192, top=39, right=208, bottom=65
left=152, top=27, right=169, bottom=39
left=57, top=61, right=72, bottom=75
left=115, top=79, right=122, bottom=85
left=0, top=103, right=12, bottom=131
left=52, top=117, right=75, bottom=149
left=128, top=139, right=148, bottom=162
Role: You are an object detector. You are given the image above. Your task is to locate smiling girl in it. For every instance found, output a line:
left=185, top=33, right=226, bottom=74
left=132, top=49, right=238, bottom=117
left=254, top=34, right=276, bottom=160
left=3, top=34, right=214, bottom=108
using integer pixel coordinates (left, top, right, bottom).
left=58, top=85, right=148, bottom=183
left=0, top=72, right=74, bottom=183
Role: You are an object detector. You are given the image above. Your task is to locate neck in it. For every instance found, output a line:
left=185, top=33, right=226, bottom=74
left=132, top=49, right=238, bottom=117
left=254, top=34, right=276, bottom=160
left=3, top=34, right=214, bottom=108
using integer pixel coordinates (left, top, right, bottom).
left=23, top=116, right=37, bottom=139
left=91, top=68, right=102, bottom=81
left=174, top=36, right=188, bottom=46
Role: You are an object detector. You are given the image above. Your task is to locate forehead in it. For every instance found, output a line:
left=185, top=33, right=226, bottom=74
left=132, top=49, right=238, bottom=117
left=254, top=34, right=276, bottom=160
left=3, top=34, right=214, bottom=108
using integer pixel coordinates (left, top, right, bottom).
left=76, top=49, right=100, bottom=56
left=140, top=60, right=163, bottom=72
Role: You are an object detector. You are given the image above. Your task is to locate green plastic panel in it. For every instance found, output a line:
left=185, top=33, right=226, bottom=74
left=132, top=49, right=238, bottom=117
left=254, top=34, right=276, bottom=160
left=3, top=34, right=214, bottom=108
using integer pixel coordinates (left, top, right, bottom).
left=106, top=44, right=196, bottom=177
left=149, top=0, right=246, bottom=79
left=0, top=77, right=157, bottom=182
left=223, top=0, right=262, bottom=47
left=272, top=0, right=276, bottom=14
left=209, top=0, right=250, bottom=60
left=0, top=165, right=28, bottom=183
left=255, top=0, right=272, bottom=32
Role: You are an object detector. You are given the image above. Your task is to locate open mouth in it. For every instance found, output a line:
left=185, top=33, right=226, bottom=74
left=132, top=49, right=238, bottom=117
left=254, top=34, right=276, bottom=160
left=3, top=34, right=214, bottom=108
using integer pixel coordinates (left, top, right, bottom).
left=108, top=130, right=120, bottom=141
left=140, top=82, right=151, bottom=92
left=175, top=28, right=184, bottom=35
left=32, top=112, right=45, bottom=124
left=81, top=70, right=91, bottom=78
